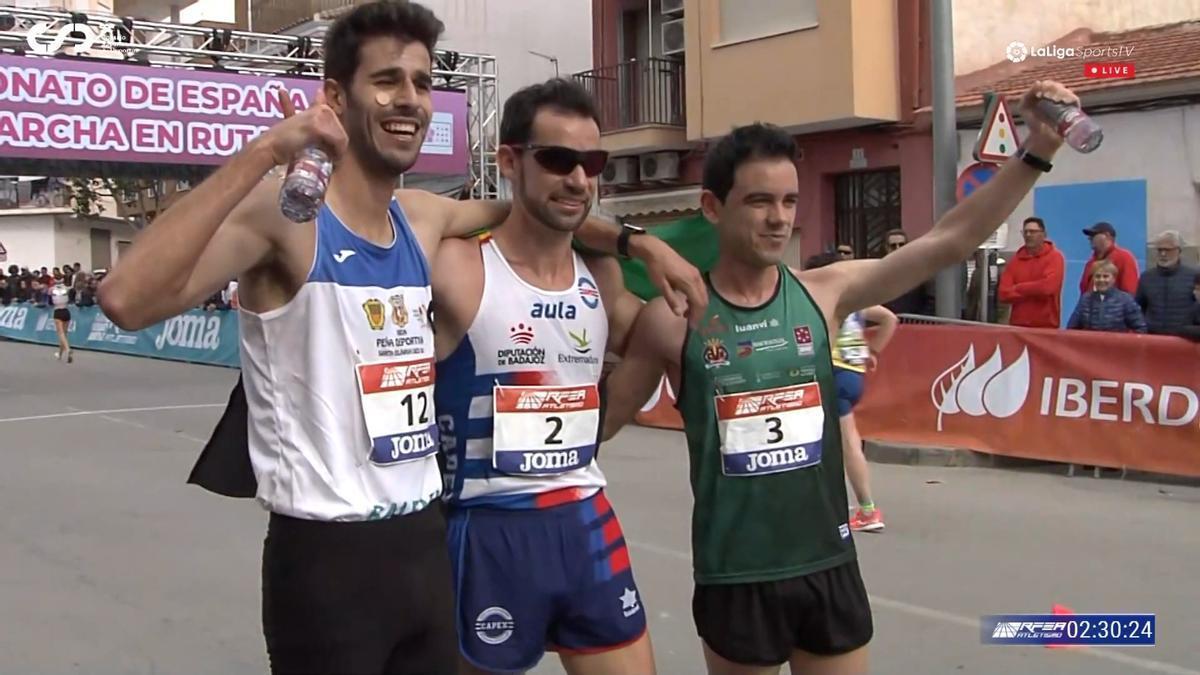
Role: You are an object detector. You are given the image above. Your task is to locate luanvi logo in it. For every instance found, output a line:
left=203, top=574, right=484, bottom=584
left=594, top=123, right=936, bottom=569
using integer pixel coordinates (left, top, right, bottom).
left=930, top=345, right=1030, bottom=431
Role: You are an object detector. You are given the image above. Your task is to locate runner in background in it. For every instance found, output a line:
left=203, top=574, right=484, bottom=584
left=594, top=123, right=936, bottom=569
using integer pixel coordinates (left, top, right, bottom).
left=50, top=282, right=72, bottom=364
left=805, top=252, right=897, bottom=532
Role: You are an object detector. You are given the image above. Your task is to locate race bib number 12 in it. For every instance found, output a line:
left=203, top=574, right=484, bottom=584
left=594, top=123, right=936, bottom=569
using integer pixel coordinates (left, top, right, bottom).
left=493, top=384, right=600, bottom=476
left=355, top=358, right=440, bottom=466
left=715, top=383, right=824, bottom=477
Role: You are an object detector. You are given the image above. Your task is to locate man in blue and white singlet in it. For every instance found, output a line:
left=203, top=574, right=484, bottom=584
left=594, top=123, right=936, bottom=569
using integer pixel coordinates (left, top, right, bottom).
left=98, top=3, right=705, bottom=674
left=430, top=80, right=655, bottom=674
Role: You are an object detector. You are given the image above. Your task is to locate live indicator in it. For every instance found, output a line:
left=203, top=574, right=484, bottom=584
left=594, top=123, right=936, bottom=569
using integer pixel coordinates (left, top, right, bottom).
left=1084, top=62, right=1136, bottom=79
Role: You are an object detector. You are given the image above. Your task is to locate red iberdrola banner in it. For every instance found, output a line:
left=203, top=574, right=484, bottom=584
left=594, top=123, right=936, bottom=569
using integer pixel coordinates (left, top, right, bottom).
left=0, top=53, right=469, bottom=175
left=856, top=325, right=1200, bottom=477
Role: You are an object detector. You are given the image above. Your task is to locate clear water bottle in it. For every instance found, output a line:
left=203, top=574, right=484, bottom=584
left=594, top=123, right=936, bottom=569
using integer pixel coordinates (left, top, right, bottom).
left=1035, top=99, right=1103, bottom=153
left=279, top=146, right=333, bottom=223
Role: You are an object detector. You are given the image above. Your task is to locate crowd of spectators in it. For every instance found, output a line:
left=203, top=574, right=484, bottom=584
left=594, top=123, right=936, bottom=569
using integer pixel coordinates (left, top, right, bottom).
left=0, top=264, right=237, bottom=313
left=0, top=263, right=98, bottom=307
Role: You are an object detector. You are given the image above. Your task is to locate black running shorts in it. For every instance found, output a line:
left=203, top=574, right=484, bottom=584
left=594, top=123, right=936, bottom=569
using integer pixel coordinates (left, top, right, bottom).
left=692, top=560, right=873, bottom=666
left=261, top=503, right=458, bottom=675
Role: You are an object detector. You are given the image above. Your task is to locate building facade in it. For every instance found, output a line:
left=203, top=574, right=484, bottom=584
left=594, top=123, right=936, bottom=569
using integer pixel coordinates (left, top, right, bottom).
left=0, top=177, right=136, bottom=272
left=577, top=0, right=934, bottom=267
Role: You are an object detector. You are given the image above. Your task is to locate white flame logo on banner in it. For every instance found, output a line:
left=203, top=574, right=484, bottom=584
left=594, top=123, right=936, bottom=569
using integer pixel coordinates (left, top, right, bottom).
left=930, top=345, right=1031, bottom=431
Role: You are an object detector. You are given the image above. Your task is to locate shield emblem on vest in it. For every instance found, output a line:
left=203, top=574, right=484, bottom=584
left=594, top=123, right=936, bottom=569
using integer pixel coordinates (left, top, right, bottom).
left=362, top=299, right=386, bottom=331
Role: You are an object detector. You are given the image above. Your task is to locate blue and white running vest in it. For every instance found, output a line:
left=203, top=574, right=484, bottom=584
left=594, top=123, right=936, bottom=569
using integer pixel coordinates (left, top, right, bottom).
left=239, top=199, right=442, bottom=522
left=436, top=235, right=609, bottom=510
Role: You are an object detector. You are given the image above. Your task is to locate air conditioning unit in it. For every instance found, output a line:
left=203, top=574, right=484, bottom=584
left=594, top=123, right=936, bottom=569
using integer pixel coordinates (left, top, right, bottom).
left=661, top=0, right=684, bottom=15
left=640, top=152, right=680, bottom=181
left=602, top=157, right=638, bottom=186
left=661, top=18, right=685, bottom=56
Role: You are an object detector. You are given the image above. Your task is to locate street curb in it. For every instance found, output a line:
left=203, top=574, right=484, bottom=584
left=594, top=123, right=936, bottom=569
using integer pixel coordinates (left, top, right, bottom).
left=863, top=440, right=991, bottom=467
left=863, top=440, right=1200, bottom=487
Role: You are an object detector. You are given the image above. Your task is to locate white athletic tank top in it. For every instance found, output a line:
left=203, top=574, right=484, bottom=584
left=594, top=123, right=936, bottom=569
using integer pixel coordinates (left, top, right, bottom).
left=238, top=199, right=442, bottom=522
left=436, top=234, right=609, bottom=509
left=50, top=285, right=69, bottom=308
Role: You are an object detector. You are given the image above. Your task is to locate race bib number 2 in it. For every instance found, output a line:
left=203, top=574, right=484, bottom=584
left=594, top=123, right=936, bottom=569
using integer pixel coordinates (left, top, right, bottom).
left=493, top=384, right=600, bottom=476
left=355, top=358, right=440, bottom=466
left=715, top=383, right=824, bottom=477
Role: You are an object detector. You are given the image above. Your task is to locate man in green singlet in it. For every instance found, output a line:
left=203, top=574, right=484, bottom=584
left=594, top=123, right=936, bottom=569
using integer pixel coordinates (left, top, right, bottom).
left=600, top=80, right=1077, bottom=674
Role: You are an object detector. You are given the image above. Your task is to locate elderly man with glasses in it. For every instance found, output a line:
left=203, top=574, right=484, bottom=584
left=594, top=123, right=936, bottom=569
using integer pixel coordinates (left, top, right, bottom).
left=1135, top=230, right=1198, bottom=335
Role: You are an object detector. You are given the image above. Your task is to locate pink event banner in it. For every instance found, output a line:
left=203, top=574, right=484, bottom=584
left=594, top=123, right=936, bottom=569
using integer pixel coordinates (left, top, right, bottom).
left=0, top=53, right=469, bottom=175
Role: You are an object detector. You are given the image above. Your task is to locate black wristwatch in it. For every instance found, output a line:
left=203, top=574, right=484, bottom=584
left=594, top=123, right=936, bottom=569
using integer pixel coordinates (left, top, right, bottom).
left=1017, top=147, right=1053, bottom=173
left=617, top=222, right=647, bottom=258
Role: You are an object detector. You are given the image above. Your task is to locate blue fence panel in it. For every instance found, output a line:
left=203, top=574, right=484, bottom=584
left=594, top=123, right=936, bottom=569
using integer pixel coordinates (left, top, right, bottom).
left=0, top=305, right=240, bottom=368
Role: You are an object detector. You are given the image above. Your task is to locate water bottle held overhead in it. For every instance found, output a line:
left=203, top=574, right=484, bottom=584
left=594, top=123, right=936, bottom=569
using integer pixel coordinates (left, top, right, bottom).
left=279, top=146, right=333, bottom=223
left=1035, top=99, right=1103, bottom=153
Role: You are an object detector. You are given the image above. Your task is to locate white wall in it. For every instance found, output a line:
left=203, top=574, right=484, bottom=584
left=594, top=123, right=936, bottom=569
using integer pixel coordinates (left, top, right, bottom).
left=957, top=104, right=1200, bottom=252
left=0, top=211, right=138, bottom=271
left=56, top=218, right=139, bottom=270
left=0, top=212, right=59, bottom=270
left=953, top=0, right=1200, bottom=74
left=417, top=0, right=594, bottom=105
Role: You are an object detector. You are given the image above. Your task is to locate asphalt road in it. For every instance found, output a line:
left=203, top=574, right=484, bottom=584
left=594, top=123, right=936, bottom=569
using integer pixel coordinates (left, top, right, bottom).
left=1, top=340, right=1197, bottom=675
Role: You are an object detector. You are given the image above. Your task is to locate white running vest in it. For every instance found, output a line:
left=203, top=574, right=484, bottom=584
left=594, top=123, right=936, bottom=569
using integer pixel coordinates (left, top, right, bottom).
left=50, top=285, right=69, bottom=308
left=238, top=199, right=442, bottom=522
left=436, top=236, right=609, bottom=509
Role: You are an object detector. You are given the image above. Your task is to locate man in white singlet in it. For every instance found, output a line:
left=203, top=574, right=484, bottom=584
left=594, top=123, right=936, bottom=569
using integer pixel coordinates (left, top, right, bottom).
left=431, top=79, right=654, bottom=674
left=96, top=3, right=702, bottom=674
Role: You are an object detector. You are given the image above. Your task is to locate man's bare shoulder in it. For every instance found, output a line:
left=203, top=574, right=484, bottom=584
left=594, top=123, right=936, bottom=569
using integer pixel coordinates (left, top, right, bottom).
left=435, top=232, right=483, bottom=260
left=431, top=234, right=484, bottom=291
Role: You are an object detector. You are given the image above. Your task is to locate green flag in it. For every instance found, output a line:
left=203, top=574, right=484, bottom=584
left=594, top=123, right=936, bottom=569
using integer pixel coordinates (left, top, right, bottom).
left=618, top=213, right=717, bottom=300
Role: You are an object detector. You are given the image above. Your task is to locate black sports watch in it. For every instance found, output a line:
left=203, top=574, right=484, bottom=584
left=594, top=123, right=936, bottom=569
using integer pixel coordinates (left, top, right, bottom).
left=616, top=222, right=647, bottom=259
left=1017, top=147, right=1053, bottom=173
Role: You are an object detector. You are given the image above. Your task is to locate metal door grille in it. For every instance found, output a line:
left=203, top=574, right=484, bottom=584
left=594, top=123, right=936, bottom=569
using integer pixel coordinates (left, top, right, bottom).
left=834, top=170, right=902, bottom=259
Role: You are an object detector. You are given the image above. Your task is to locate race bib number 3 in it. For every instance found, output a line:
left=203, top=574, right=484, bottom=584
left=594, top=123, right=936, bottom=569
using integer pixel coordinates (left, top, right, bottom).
left=356, top=358, right=439, bottom=466
left=493, top=384, right=600, bottom=476
left=715, top=383, right=824, bottom=477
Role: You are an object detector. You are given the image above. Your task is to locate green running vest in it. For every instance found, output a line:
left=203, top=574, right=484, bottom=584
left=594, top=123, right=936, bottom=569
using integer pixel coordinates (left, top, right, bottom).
left=677, top=266, right=856, bottom=585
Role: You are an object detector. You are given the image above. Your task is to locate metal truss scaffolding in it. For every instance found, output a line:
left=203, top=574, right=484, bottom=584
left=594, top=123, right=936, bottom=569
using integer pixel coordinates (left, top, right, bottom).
left=0, top=6, right=499, bottom=199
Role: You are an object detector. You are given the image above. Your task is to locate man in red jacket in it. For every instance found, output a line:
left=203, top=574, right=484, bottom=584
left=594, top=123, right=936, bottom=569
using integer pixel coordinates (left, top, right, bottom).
left=1079, top=221, right=1139, bottom=294
left=998, top=216, right=1065, bottom=328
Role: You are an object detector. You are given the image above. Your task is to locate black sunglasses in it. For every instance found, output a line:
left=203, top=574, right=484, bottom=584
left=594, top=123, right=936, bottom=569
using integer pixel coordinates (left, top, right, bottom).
left=517, top=145, right=609, bottom=177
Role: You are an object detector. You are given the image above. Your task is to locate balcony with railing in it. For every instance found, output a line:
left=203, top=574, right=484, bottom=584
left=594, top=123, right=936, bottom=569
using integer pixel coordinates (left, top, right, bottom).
left=574, top=57, right=688, bottom=155
left=0, top=178, right=71, bottom=211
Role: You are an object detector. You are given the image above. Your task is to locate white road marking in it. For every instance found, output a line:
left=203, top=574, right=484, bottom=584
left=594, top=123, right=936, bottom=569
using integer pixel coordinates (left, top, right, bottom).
left=626, top=540, right=1198, bottom=675
left=65, top=406, right=210, bottom=445
left=0, top=403, right=225, bottom=424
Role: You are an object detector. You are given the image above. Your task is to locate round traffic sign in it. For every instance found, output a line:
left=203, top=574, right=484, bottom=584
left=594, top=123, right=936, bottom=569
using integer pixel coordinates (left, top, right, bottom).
left=956, top=162, right=1001, bottom=202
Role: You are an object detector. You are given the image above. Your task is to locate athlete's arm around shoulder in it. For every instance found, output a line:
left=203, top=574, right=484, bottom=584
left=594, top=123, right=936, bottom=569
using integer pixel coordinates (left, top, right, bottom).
left=394, top=189, right=510, bottom=250
left=601, top=297, right=686, bottom=441
left=429, top=234, right=485, bottom=360
left=99, top=89, right=348, bottom=330
left=823, top=81, right=1075, bottom=319
left=583, top=254, right=644, bottom=356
